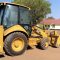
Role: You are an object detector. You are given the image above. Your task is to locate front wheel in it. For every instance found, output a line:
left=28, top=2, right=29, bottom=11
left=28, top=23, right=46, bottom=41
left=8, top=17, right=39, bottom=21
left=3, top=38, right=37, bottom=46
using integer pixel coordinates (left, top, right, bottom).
left=4, top=32, right=28, bottom=56
left=37, top=38, right=49, bottom=50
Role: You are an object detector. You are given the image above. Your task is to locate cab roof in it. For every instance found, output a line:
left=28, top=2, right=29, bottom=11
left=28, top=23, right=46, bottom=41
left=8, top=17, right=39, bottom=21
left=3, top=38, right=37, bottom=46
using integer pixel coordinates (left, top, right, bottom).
left=0, top=2, right=31, bottom=10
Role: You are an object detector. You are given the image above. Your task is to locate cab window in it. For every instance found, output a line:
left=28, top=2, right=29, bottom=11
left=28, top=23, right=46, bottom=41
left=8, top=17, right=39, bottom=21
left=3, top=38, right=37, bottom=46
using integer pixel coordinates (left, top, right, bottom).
left=19, top=7, right=31, bottom=24
left=3, top=5, right=18, bottom=28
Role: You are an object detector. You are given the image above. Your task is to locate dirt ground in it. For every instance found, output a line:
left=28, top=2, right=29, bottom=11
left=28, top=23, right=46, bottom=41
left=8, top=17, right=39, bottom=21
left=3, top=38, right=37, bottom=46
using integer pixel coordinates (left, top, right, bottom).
left=0, top=46, right=60, bottom=60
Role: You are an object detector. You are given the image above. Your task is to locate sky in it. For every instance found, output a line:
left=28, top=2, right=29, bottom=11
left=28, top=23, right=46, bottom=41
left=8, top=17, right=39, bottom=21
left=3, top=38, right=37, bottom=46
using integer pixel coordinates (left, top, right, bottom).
left=0, top=0, right=11, bottom=2
left=47, top=0, right=60, bottom=18
left=0, top=0, right=60, bottom=18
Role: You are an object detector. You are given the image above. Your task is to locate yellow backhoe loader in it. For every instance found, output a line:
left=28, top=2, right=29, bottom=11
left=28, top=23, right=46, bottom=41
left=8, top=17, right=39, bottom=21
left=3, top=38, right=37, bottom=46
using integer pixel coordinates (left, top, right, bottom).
left=0, top=2, right=49, bottom=56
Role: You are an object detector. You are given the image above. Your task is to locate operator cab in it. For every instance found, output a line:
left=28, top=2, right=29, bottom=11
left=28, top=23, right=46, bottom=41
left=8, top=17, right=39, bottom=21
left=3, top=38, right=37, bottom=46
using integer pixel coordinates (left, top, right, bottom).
left=0, top=3, right=32, bottom=35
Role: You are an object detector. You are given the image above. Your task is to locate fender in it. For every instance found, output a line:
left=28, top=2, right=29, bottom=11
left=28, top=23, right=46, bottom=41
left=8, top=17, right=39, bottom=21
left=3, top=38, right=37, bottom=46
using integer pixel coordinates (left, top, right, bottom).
left=4, top=25, right=28, bottom=37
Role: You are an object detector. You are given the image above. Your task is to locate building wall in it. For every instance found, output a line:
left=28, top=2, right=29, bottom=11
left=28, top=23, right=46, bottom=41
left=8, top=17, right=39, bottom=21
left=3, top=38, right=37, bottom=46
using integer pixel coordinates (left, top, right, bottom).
left=49, top=25, right=60, bottom=29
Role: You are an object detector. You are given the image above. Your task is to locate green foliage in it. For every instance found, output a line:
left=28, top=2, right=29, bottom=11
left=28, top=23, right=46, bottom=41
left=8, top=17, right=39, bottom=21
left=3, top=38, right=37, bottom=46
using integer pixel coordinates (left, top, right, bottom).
left=13, top=0, right=51, bottom=21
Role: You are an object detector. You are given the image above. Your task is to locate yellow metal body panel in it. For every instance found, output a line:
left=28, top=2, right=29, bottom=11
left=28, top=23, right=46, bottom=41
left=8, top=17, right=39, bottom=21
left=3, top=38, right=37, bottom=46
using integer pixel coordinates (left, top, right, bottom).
left=4, top=25, right=28, bottom=36
left=29, top=38, right=41, bottom=47
left=0, top=26, right=4, bottom=54
left=31, top=30, right=40, bottom=37
left=29, top=26, right=48, bottom=48
left=54, top=31, right=59, bottom=36
left=56, top=35, right=60, bottom=45
left=33, top=26, right=48, bottom=37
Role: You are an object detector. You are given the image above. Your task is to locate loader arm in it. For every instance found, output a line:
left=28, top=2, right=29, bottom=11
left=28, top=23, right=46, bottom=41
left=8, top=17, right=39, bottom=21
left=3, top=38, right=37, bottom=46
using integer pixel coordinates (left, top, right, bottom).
left=33, top=26, right=48, bottom=38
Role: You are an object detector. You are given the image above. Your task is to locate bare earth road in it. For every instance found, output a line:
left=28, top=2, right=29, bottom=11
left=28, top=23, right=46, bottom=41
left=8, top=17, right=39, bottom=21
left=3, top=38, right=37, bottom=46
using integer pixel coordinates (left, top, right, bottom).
left=0, top=46, right=60, bottom=60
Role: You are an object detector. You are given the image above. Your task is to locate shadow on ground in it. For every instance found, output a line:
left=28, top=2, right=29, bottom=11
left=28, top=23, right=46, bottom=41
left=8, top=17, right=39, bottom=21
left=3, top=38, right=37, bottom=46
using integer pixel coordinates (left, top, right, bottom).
left=27, top=46, right=33, bottom=50
left=0, top=55, right=5, bottom=58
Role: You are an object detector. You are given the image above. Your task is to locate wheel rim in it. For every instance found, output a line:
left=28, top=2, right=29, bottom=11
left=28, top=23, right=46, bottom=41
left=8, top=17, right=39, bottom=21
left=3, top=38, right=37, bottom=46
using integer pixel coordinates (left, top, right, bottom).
left=11, top=37, right=24, bottom=52
left=45, top=42, right=48, bottom=48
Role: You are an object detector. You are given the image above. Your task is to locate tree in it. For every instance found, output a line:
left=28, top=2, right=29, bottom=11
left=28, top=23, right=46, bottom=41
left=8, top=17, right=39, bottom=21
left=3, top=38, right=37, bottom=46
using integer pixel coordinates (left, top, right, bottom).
left=13, top=0, right=51, bottom=22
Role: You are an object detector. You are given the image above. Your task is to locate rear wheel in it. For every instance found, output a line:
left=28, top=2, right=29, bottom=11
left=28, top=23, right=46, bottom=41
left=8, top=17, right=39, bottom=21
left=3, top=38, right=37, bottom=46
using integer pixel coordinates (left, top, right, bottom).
left=37, top=38, right=49, bottom=50
left=4, top=32, right=28, bottom=56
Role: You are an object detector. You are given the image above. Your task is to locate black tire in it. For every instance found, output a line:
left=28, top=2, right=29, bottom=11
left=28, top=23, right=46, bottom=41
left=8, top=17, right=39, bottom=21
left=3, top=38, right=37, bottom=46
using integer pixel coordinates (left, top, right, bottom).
left=4, top=32, right=28, bottom=56
left=37, top=38, right=49, bottom=50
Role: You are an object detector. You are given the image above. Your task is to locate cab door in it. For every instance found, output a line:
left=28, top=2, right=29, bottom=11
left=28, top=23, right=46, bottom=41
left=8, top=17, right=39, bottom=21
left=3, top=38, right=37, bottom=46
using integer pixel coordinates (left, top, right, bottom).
left=19, top=7, right=32, bottom=35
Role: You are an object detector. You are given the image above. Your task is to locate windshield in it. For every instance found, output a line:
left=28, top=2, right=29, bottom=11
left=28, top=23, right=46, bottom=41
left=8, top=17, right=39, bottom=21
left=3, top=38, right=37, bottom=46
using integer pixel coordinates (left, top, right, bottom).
left=3, top=5, right=18, bottom=27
